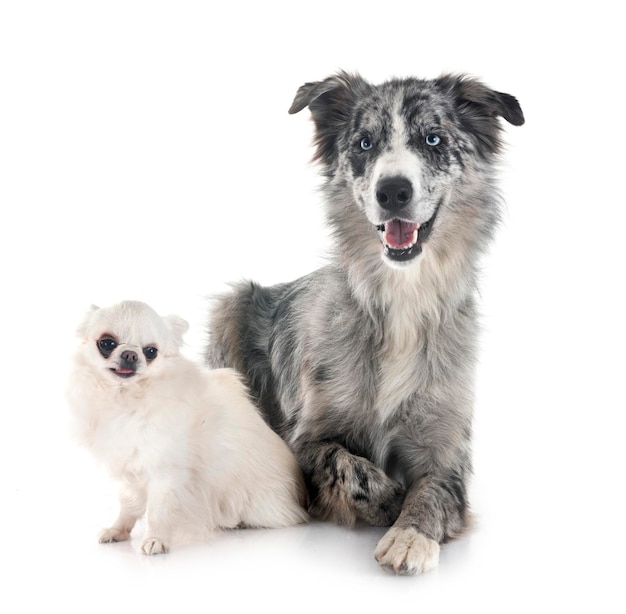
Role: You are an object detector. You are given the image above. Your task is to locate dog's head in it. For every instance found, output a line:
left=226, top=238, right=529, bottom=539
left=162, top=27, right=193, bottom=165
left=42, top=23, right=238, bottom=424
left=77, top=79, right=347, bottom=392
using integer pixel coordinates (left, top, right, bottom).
left=289, top=72, right=524, bottom=268
left=75, top=300, right=189, bottom=384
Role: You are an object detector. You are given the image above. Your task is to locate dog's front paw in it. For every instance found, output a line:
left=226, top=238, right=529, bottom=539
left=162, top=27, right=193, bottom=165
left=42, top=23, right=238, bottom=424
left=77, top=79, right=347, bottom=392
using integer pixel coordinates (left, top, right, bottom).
left=374, top=526, right=439, bottom=575
left=99, top=527, right=131, bottom=544
left=141, top=537, right=169, bottom=556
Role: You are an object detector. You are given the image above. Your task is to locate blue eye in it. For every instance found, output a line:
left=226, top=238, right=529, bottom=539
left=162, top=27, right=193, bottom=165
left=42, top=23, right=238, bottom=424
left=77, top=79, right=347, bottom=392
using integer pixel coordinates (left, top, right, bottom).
left=360, top=137, right=373, bottom=151
left=426, top=134, right=441, bottom=147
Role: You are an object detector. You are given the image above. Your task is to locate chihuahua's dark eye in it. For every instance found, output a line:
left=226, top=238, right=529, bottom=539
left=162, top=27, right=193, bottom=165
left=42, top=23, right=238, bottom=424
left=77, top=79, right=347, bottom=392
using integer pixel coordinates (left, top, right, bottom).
left=97, top=336, right=117, bottom=358
left=143, top=346, right=158, bottom=362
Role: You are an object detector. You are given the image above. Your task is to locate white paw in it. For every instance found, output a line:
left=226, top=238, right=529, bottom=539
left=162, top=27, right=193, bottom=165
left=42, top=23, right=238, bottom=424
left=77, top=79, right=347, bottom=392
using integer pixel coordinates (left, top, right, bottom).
left=141, top=537, right=169, bottom=556
left=99, top=527, right=131, bottom=544
left=374, top=526, right=440, bottom=575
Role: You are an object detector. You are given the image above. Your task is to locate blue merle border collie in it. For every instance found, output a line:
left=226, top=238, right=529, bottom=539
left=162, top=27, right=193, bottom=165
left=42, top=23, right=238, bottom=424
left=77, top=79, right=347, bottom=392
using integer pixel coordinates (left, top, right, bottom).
left=207, top=71, right=524, bottom=575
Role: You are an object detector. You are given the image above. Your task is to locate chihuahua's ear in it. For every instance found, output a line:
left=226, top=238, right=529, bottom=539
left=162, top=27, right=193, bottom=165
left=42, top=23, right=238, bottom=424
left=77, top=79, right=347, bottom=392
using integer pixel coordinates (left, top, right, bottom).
left=165, top=314, right=189, bottom=349
left=76, top=304, right=100, bottom=338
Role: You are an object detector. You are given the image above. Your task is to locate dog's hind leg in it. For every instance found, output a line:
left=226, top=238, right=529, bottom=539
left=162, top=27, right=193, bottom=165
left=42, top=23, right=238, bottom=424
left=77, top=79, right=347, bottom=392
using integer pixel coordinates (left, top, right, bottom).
left=299, top=441, right=405, bottom=527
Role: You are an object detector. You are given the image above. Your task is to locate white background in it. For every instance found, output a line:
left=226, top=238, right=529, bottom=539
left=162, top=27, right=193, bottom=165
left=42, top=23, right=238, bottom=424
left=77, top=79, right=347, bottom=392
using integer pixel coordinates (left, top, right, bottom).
left=1, top=1, right=624, bottom=612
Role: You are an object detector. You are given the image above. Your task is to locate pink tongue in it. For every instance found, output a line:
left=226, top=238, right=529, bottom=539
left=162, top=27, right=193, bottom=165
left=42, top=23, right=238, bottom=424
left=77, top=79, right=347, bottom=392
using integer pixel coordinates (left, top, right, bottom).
left=385, top=220, right=418, bottom=249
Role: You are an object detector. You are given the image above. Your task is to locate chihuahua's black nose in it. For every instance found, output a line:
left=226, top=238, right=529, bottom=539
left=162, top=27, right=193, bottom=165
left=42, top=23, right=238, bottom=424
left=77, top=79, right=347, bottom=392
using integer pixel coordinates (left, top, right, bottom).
left=120, top=350, right=139, bottom=364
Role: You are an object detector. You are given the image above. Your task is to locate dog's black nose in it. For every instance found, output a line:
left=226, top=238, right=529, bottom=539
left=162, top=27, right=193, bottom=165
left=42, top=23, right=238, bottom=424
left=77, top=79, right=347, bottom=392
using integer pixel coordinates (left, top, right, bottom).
left=376, top=177, right=413, bottom=211
left=120, top=350, right=139, bottom=363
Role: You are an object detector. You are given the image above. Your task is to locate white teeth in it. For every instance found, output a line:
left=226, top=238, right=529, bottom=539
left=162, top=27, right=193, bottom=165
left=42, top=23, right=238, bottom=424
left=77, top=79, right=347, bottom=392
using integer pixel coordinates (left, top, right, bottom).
left=412, top=229, right=418, bottom=245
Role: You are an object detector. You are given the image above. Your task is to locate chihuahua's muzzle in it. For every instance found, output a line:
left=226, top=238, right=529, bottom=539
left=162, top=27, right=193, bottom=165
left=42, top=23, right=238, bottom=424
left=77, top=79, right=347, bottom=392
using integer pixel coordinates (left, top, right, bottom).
left=113, top=349, right=138, bottom=378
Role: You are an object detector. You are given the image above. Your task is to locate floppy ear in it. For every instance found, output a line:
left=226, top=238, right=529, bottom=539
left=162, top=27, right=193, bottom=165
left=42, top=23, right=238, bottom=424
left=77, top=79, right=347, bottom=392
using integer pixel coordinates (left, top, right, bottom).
left=76, top=304, right=100, bottom=339
left=164, top=314, right=189, bottom=349
left=289, top=71, right=370, bottom=166
left=437, top=75, right=524, bottom=156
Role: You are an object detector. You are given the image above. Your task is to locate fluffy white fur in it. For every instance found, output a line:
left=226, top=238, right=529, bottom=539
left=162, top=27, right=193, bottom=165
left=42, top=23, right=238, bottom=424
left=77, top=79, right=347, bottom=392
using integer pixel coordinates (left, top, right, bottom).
left=67, top=300, right=308, bottom=555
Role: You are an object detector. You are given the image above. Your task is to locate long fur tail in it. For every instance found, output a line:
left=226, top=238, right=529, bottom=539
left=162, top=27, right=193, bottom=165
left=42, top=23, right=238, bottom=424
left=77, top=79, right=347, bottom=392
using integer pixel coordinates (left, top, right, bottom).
left=207, top=281, right=285, bottom=429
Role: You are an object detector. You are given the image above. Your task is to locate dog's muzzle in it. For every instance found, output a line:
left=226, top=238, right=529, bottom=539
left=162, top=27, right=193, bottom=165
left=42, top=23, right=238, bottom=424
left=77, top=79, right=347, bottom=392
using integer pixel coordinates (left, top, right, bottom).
left=376, top=203, right=440, bottom=264
left=111, top=349, right=139, bottom=378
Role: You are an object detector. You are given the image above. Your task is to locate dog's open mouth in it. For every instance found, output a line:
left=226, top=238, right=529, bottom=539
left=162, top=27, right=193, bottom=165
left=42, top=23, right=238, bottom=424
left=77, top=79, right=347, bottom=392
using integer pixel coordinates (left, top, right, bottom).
left=376, top=216, right=436, bottom=262
left=110, top=368, right=136, bottom=379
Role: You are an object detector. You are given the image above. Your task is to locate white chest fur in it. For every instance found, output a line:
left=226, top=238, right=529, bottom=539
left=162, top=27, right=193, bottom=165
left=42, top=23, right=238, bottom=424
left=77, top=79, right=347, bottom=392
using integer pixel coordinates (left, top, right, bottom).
left=375, top=267, right=427, bottom=422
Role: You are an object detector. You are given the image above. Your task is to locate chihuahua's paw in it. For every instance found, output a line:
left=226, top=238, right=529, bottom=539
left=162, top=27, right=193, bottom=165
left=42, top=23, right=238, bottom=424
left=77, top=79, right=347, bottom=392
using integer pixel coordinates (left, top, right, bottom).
left=374, top=526, right=439, bottom=575
left=99, top=527, right=131, bottom=544
left=141, top=537, right=169, bottom=556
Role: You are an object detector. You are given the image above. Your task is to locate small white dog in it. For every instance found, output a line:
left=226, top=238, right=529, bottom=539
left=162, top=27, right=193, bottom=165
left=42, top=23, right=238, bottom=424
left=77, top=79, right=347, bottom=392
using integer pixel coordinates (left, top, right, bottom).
left=67, top=300, right=308, bottom=555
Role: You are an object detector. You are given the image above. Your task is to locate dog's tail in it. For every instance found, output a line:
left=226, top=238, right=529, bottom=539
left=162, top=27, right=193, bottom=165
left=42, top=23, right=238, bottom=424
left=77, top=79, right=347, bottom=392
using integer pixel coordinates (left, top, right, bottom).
left=207, top=280, right=285, bottom=429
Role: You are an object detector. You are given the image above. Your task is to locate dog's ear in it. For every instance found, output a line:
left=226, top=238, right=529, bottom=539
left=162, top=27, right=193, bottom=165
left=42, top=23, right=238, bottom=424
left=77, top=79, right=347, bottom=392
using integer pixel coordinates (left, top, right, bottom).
left=164, top=314, right=189, bottom=350
left=438, top=75, right=524, bottom=157
left=76, top=304, right=100, bottom=339
left=289, top=71, right=370, bottom=166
